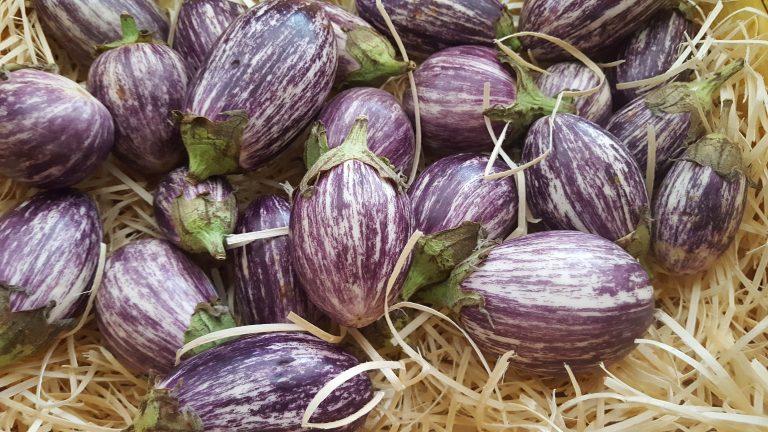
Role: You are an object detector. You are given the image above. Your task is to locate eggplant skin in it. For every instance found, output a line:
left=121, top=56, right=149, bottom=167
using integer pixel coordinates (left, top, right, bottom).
left=403, top=45, right=516, bottom=154
left=319, top=87, right=415, bottom=174
left=32, top=0, right=169, bottom=65
left=409, top=153, right=518, bottom=241
left=652, top=161, right=747, bottom=275
left=0, top=69, right=113, bottom=189
left=460, top=230, right=654, bottom=375
left=96, top=239, right=219, bottom=375
left=160, top=332, right=372, bottom=432
left=537, top=62, right=613, bottom=126
left=173, top=0, right=246, bottom=74
left=0, top=190, right=102, bottom=322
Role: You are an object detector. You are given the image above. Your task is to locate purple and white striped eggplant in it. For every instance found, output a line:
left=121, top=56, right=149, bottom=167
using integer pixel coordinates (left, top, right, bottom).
left=32, top=0, right=169, bottom=65
left=0, top=68, right=113, bottom=189
left=172, top=0, right=246, bottom=74
left=0, top=190, right=102, bottom=367
left=96, top=239, right=235, bottom=375
left=153, top=167, right=237, bottom=260
left=607, top=61, right=744, bottom=177
left=88, top=15, right=188, bottom=174
left=128, top=333, right=373, bottom=432
left=523, top=114, right=648, bottom=242
left=231, top=195, right=317, bottom=325
left=518, top=0, right=668, bottom=61
left=355, top=0, right=517, bottom=60
left=180, top=0, right=337, bottom=181
left=614, top=10, right=694, bottom=107
left=652, top=134, right=747, bottom=275
left=316, top=87, right=415, bottom=173
left=536, top=62, right=613, bottom=126
left=291, top=117, right=413, bottom=328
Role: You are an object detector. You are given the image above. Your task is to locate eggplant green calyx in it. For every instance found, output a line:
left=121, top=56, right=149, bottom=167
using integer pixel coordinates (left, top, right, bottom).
left=177, top=110, right=249, bottom=182
left=495, top=8, right=522, bottom=53
left=97, top=14, right=158, bottom=53
left=171, top=189, right=237, bottom=260
left=182, top=302, right=237, bottom=358
left=298, top=116, right=406, bottom=196
left=125, top=388, right=203, bottom=432
left=304, top=121, right=331, bottom=170
left=400, top=222, right=486, bottom=301
left=342, top=27, right=413, bottom=88
left=617, top=211, right=653, bottom=272
left=683, top=133, right=745, bottom=180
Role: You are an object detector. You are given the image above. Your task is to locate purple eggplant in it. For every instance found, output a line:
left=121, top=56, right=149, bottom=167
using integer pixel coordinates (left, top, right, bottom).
left=88, top=15, right=188, bottom=174
left=614, top=10, right=694, bottom=107
left=536, top=62, right=613, bottom=126
left=0, top=190, right=102, bottom=367
left=523, top=114, right=648, bottom=242
left=519, top=0, right=668, bottom=61
left=355, top=0, right=517, bottom=60
left=173, top=0, right=246, bottom=74
left=180, top=0, right=337, bottom=181
left=231, top=195, right=316, bottom=325
left=0, top=68, right=114, bottom=189
left=291, top=118, right=413, bottom=328
left=153, top=167, right=237, bottom=260
left=96, top=239, right=235, bottom=375
left=652, top=134, right=747, bottom=275
left=128, top=333, right=372, bottom=431
left=317, top=87, right=415, bottom=173
left=607, top=61, right=744, bottom=177
left=32, top=0, right=169, bottom=65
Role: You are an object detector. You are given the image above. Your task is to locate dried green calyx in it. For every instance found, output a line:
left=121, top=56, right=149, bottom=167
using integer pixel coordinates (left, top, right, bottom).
left=125, top=389, right=203, bottom=432
left=170, top=188, right=237, bottom=260
left=97, top=14, right=158, bottom=53
left=342, top=27, right=413, bottom=88
left=683, top=133, right=745, bottom=180
left=495, top=8, right=522, bottom=53
left=177, top=110, right=249, bottom=182
left=182, top=302, right=237, bottom=358
left=304, top=121, right=330, bottom=170
left=617, top=210, right=653, bottom=273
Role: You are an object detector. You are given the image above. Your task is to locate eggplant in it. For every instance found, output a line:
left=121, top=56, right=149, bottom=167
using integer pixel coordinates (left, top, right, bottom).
left=232, top=195, right=316, bottom=325
left=607, top=61, right=744, bottom=177
left=180, top=0, right=337, bottom=181
left=32, top=0, right=169, bottom=65
left=0, top=68, right=114, bottom=189
left=96, top=239, right=235, bottom=375
left=536, top=62, right=613, bottom=126
left=652, top=134, right=747, bottom=275
left=518, top=0, right=668, bottom=61
left=316, top=87, right=415, bottom=173
left=355, top=0, right=517, bottom=60
left=0, top=190, right=102, bottom=367
left=173, top=0, right=246, bottom=74
left=291, top=118, right=413, bottom=328
left=522, top=114, right=648, bottom=242
left=128, top=333, right=372, bottom=432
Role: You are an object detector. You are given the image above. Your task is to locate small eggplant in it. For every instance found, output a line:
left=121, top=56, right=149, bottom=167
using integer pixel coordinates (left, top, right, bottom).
left=173, top=0, right=246, bottom=74
left=536, top=62, right=613, bottom=126
left=96, top=239, right=235, bottom=375
left=0, top=68, right=114, bottom=189
left=0, top=190, right=102, bottom=367
left=652, top=134, right=747, bottom=275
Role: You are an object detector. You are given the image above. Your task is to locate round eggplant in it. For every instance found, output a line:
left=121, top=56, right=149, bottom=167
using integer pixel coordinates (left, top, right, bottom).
left=173, top=0, right=246, bottom=74
left=536, top=62, right=613, bottom=126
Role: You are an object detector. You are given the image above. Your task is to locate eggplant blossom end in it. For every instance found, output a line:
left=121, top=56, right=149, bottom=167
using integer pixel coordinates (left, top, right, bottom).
left=342, top=27, right=411, bottom=88
left=182, top=302, right=237, bottom=358
left=683, top=133, right=745, bottom=180
left=304, top=121, right=331, bottom=170
left=171, top=192, right=237, bottom=260
left=96, top=13, right=157, bottom=53
left=178, top=111, right=249, bottom=182
left=125, top=389, right=203, bottom=432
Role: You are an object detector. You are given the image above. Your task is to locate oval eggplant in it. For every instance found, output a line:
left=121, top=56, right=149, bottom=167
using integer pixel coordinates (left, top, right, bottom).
left=318, top=87, right=415, bottom=173
left=173, top=0, right=246, bottom=74
left=652, top=134, right=747, bottom=274
left=291, top=118, right=413, bottom=328
left=0, top=190, right=102, bottom=366
left=536, top=62, right=613, bottom=126
left=522, top=113, right=648, bottom=242
left=129, top=333, right=372, bottom=432
left=232, top=195, right=316, bottom=325
left=32, top=0, right=169, bottom=65
left=180, top=0, right=337, bottom=181
left=0, top=68, right=114, bottom=189
left=96, top=239, right=234, bottom=375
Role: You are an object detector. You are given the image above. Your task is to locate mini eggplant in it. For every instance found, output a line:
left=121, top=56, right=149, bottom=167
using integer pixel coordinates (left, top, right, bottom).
left=355, top=0, right=517, bottom=60
left=153, top=167, right=237, bottom=260
left=522, top=114, right=648, bottom=242
left=0, top=68, right=114, bottom=189
left=607, top=61, right=744, bottom=176
left=0, top=190, right=102, bottom=367
left=536, top=62, right=613, bottom=126
left=652, top=134, right=747, bottom=274
left=96, top=239, right=235, bottom=375
left=32, top=0, right=169, bottom=65
left=128, top=333, right=373, bottom=432
left=88, top=15, right=188, bottom=174
left=291, top=117, right=413, bottom=328
left=316, top=87, right=415, bottom=173
left=231, top=195, right=316, bottom=325
left=173, top=0, right=246, bottom=74
left=180, top=0, right=337, bottom=181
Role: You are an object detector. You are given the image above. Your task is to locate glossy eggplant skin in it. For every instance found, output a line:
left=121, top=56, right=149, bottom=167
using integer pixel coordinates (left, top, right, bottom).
left=536, top=62, right=613, bottom=126
left=173, top=0, right=246, bottom=74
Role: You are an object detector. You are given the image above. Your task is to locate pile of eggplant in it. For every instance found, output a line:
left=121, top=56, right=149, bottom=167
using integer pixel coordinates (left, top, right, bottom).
left=0, top=0, right=749, bottom=430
